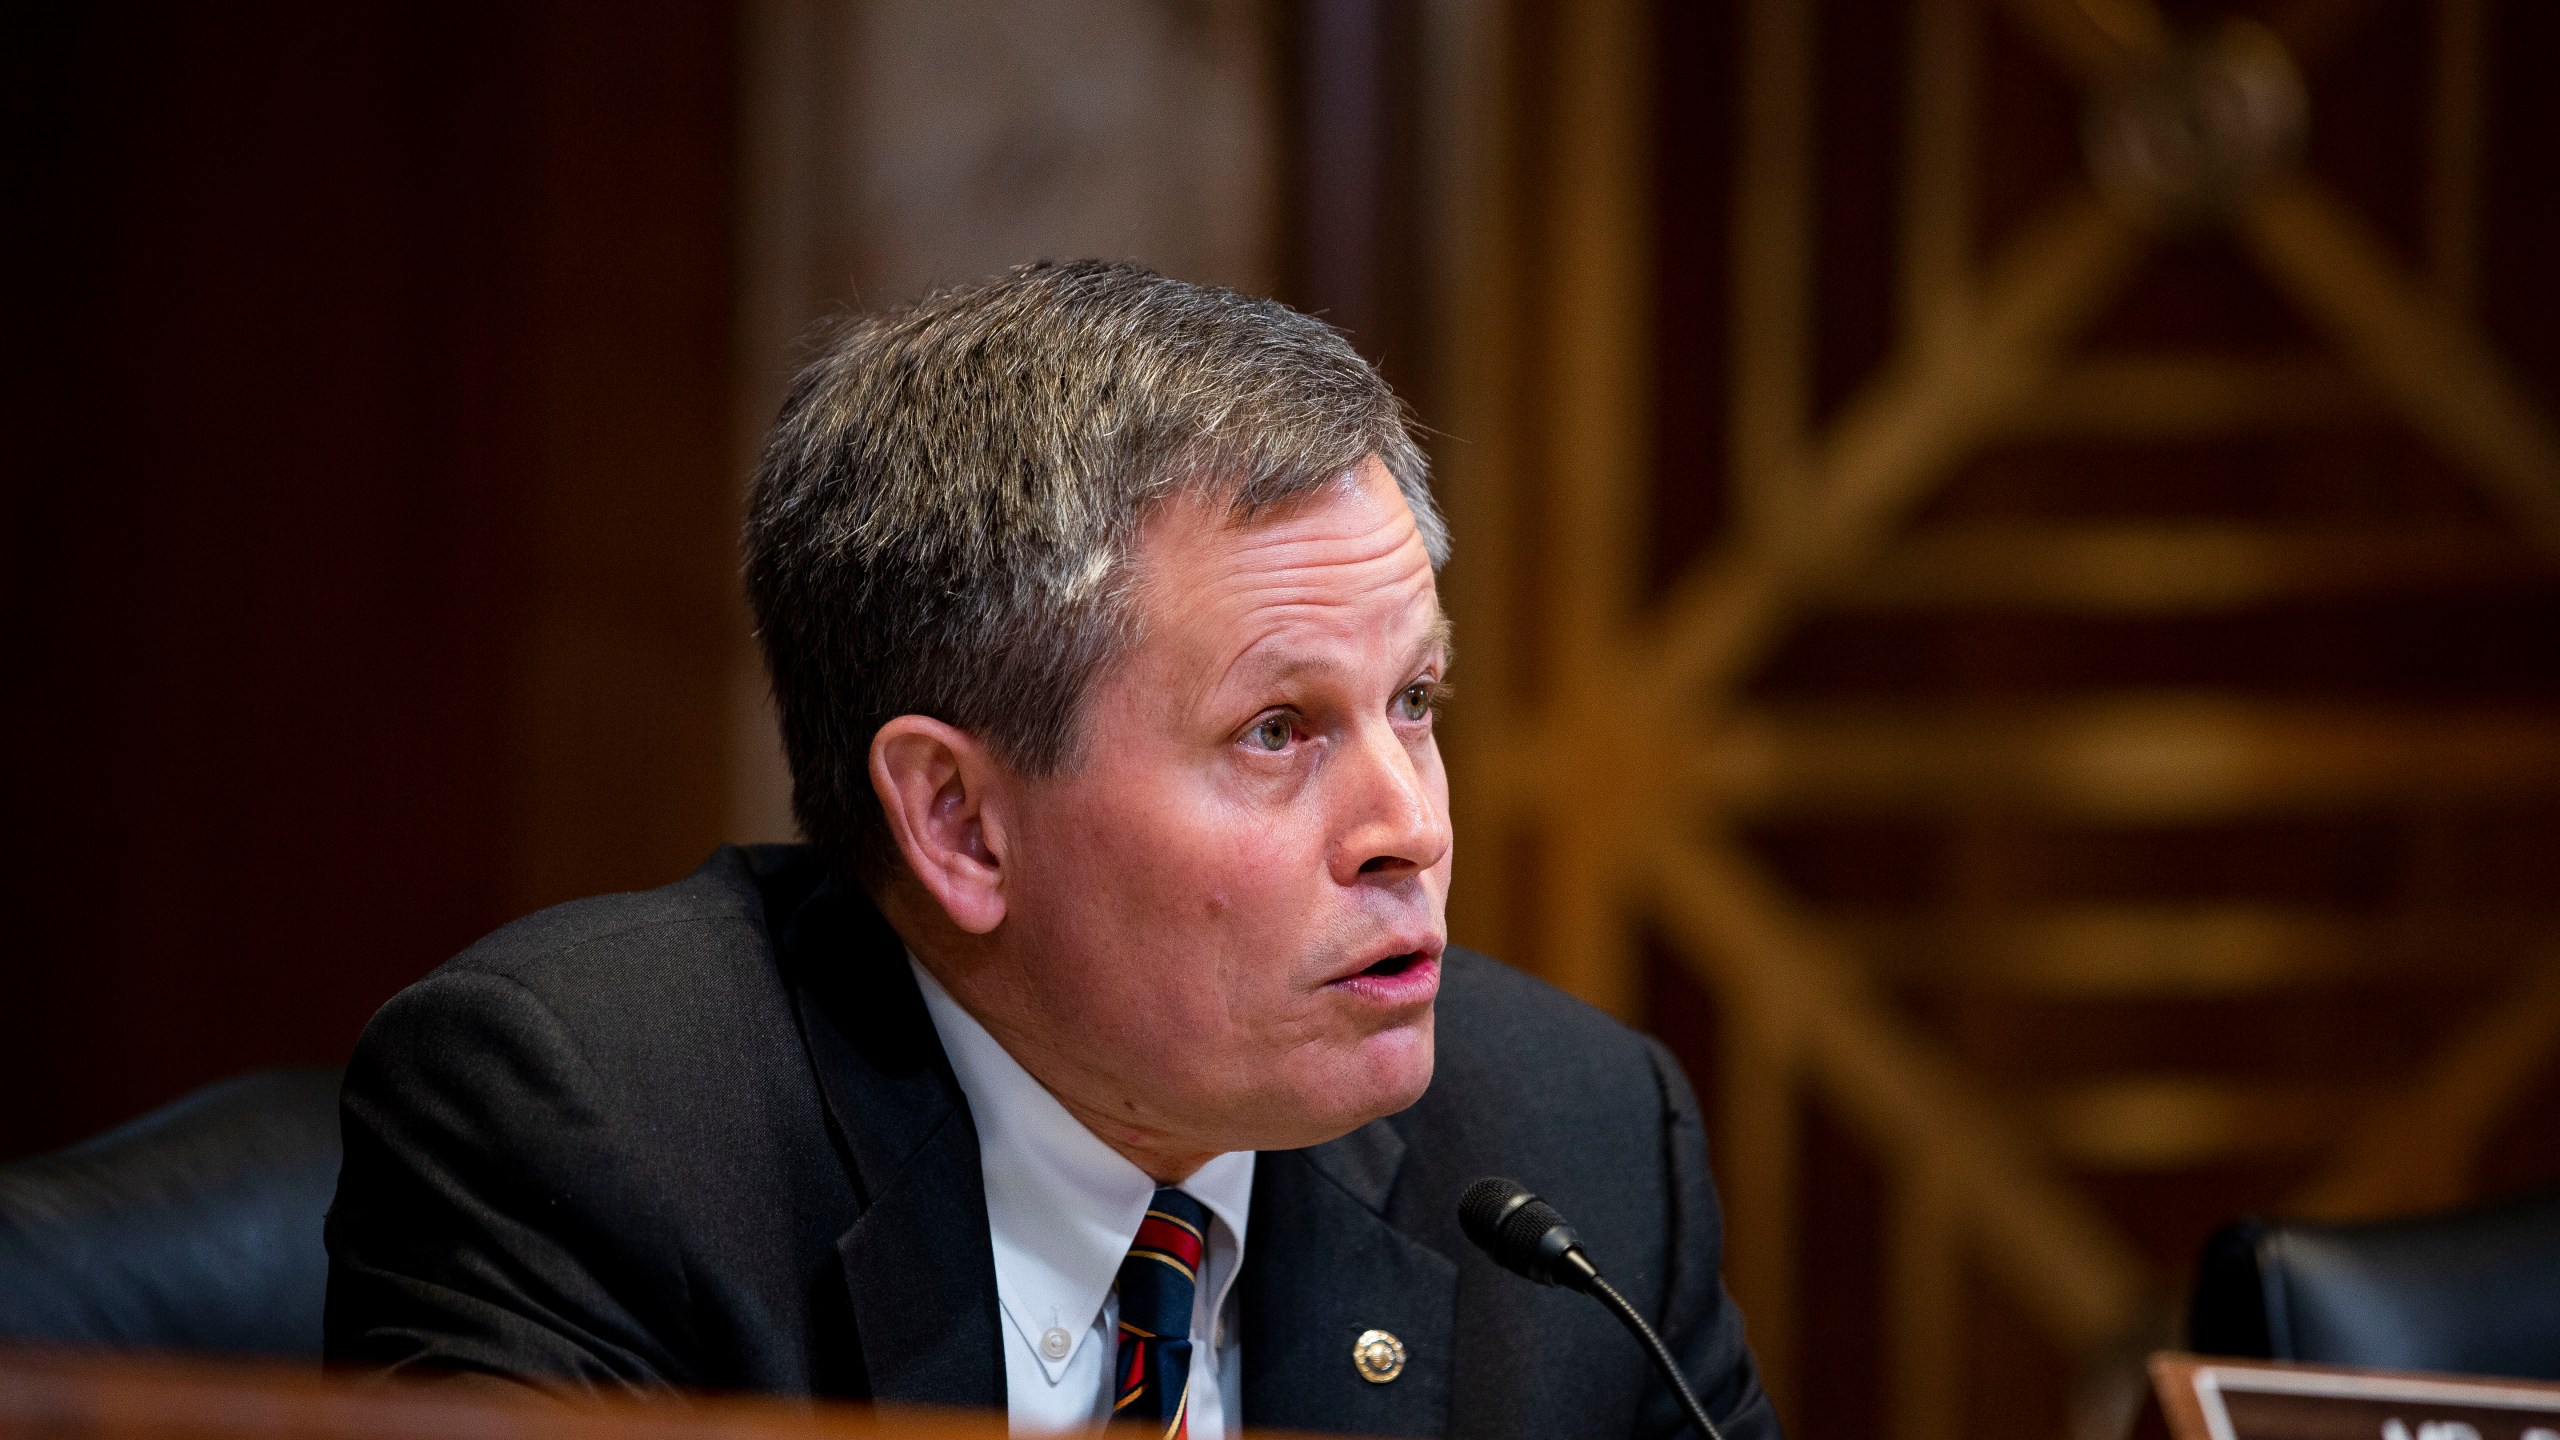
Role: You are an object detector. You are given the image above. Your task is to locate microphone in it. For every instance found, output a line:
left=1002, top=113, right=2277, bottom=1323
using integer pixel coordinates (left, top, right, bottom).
left=1458, top=1177, right=1728, bottom=1440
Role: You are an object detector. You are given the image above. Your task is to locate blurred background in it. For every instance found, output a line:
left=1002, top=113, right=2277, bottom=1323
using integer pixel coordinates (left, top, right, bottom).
left=8, top=0, right=2560, bottom=1435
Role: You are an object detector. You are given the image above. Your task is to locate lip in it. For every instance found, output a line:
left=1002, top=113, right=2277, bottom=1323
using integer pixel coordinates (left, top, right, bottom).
left=1323, top=938, right=1444, bottom=1008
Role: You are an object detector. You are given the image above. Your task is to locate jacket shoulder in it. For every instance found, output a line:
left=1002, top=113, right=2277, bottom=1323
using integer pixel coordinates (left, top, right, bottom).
left=347, top=843, right=838, bottom=1174
left=434, top=843, right=821, bottom=996
left=1430, top=946, right=1673, bottom=1115
left=1396, top=948, right=1687, bottom=1219
left=328, top=845, right=852, bottom=1390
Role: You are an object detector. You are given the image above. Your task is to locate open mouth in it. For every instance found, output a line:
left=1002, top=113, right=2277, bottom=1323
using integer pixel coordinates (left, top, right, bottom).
left=1327, top=943, right=1443, bottom=1006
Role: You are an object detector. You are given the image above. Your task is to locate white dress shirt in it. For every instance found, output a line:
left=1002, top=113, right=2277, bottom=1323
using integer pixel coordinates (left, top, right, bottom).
left=911, top=958, right=1255, bottom=1437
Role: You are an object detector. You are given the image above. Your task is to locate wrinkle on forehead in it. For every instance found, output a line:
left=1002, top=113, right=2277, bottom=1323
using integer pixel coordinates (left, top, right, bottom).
left=1200, top=580, right=1442, bottom=711
left=1125, top=464, right=1443, bottom=715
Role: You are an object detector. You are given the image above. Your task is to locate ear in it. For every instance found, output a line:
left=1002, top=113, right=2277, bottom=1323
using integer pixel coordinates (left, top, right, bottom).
left=869, top=715, right=1013, bottom=934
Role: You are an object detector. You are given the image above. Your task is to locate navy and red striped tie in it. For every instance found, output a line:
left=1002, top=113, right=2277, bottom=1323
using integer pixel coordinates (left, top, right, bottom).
left=1114, top=1188, right=1208, bottom=1438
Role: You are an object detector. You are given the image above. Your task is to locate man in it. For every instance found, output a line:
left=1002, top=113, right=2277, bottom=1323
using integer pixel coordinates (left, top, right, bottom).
left=325, top=262, right=1777, bottom=1440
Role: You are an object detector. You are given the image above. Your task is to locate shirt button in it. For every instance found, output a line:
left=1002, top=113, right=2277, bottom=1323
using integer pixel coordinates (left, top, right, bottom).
left=1040, top=1326, right=1073, bottom=1361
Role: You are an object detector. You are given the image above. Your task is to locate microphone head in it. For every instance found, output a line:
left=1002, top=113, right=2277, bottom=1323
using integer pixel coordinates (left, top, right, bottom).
left=1458, top=1176, right=1532, bottom=1250
left=1458, top=1176, right=1592, bottom=1288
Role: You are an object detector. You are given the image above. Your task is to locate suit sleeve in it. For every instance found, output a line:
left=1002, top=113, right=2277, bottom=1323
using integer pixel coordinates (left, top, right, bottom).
left=324, top=969, right=694, bottom=1392
left=1639, top=1037, right=1782, bottom=1440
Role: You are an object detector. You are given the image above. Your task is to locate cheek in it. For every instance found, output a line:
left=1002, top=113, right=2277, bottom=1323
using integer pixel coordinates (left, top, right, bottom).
left=1016, top=774, right=1289, bottom=971
left=1150, top=816, right=1343, bottom=1040
left=1013, top=754, right=1352, bottom=1041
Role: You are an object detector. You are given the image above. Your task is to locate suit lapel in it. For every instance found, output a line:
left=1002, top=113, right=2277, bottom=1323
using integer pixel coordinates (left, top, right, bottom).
left=779, top=873, right=1005, bottom=1411
left=1241, top=1119, right=1456, bottom=1437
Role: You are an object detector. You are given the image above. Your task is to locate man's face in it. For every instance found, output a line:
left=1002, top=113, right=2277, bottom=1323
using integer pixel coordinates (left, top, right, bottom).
left=993, top=457, right=1451, bottom=1163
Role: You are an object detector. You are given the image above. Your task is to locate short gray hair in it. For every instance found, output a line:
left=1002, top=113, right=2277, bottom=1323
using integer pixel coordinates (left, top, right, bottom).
left=744, top=260, right=1445, bottom=878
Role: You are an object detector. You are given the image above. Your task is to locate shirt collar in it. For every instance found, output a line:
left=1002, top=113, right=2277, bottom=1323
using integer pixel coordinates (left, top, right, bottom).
left=910, top=956, right=1254, bottom=1381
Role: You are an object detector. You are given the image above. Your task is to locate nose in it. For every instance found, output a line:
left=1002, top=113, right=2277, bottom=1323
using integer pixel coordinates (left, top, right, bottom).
left=1331, top=718, right=1453, bottom=886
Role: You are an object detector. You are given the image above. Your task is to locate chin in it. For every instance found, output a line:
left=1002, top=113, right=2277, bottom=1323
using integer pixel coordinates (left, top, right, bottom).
left=1296, top=1018, right=1437, bottom=1140
left=1372, top=1013, right=1437, bottom=1093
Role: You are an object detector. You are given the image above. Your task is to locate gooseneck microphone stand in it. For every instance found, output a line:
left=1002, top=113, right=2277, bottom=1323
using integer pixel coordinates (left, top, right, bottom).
left=1458, top=1176, right=1728, bottom=1440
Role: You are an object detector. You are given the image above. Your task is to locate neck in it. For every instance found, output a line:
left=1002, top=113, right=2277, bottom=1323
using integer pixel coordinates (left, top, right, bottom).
left=883, top=889, right=1229, bottom=1187
left=1049, top=1094, right=1219, bottom=1186
left=963, top=991, right=1227, bottom=1185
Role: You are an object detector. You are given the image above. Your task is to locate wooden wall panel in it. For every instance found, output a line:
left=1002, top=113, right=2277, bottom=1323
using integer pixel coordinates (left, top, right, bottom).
left=1433, top=1, right=2560, bottom=1434
left=3, top=1, right=743, bottom=1158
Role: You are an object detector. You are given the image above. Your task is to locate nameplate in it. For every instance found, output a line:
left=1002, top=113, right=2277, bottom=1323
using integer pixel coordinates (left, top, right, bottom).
left=2152, top=1355, right=2560, bottom=1440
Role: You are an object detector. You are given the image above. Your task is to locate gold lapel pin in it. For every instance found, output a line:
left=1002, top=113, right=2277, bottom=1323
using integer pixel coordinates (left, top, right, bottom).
left=1352, top=1328, right=1406, bottom=1384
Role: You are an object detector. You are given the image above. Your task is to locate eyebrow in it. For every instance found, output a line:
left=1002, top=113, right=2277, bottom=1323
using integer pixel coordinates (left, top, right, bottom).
left=1413, top=612, right=1455, bottom=674
left=1227, top=607, right=1453, bottom=695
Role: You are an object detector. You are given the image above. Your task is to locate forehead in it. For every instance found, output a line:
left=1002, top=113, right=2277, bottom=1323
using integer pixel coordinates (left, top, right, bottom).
left=1128, top=462, right=1442, bottom=672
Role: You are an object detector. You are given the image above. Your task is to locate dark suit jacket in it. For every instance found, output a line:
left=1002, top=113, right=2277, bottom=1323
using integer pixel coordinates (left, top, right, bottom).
left=325, top=845, right=1777, bottom=1439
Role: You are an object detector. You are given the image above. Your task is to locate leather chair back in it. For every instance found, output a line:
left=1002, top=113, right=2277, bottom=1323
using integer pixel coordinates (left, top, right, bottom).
left=2191, top=1186, right=2560, bottom=1378
left=0, top=1068, right=343, bottom=1358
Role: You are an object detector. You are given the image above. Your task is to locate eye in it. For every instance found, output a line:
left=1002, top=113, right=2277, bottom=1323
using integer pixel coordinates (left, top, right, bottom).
left=1245, top=713, right=1295, bottom=753
left=1395, top=682, right=1436, bottom=723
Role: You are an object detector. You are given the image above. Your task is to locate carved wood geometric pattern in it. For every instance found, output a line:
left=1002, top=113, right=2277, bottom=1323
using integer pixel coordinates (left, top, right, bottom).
left=1434, top=1, right=2560, bottom=1435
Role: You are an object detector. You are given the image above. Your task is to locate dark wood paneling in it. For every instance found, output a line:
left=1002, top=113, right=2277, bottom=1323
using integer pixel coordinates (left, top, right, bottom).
left=1809, top=0, right=1909, bottom=429
left=2, top=1, right=739, bottom=1158
left=1646, top=0, right=1740, bottom=602
left=1283, top=0, right=1429, bottom=391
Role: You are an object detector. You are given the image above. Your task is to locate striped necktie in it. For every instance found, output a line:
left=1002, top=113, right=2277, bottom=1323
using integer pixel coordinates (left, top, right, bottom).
left=1114, top=1188, right=1209, bottom=1438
